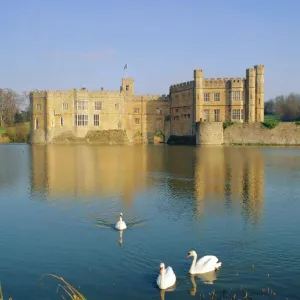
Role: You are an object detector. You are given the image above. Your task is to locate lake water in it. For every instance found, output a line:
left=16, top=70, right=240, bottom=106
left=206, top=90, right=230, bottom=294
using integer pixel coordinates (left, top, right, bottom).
left=0, top=144, right=300, bottom=300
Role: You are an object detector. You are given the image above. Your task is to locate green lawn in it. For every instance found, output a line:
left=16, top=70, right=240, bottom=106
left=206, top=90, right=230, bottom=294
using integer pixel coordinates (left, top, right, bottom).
left=0, top=122, right=30, bottom=142
left=264, top=114, right=280, bottom=122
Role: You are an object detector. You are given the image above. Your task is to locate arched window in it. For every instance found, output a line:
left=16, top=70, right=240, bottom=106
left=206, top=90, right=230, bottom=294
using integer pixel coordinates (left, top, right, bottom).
left=35, top=118, right=39, bottom=130
left=60, top=117, right=63, bottom=127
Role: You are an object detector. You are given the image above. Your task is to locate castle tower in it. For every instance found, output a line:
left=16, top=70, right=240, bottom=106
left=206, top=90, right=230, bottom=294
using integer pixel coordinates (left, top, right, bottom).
left=193, top=69, right=204, bottom=125
left=245, top=68, right=256, bottom=123
left=29, top=91, right=47, bottom=144
left=254, top=65, right=265, bottom=122
left=121, top=78, right=134, bottom=100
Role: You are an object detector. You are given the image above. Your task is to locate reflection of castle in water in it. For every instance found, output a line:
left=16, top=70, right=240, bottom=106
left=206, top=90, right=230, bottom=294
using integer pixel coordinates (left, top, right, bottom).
left=30, top=145, right=148, bottom=206
left=31, top=145, right=265, bottom=221
left=194, top=146, right=265, bottom=222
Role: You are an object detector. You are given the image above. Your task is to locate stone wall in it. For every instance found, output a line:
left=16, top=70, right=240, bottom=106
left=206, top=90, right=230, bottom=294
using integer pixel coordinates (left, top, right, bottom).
left=196, top=122, right=224, bottom=145
left=224, top=123, right=300, bottom=145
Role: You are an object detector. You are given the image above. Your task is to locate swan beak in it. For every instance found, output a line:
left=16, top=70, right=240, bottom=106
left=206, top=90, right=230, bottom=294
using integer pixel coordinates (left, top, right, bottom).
left=186, top=254, right=190, bottom=258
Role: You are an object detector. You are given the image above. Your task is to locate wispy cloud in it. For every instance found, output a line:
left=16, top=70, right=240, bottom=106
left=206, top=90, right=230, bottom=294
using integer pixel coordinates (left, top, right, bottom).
left=48, top=46, right=117, bottom=61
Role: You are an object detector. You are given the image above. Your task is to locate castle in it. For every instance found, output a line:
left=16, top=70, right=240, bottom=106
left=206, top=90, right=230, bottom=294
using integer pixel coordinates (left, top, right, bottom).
left=29, top=65, right=264, bottom=144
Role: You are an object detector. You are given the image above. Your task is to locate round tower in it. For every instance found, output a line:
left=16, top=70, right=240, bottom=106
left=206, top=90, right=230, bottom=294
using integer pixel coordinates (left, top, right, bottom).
left=254, top=65, right=264, bottom=122
left=246, top=68, right=256, bottom=123
left=193, top=69, right=203, bottom=125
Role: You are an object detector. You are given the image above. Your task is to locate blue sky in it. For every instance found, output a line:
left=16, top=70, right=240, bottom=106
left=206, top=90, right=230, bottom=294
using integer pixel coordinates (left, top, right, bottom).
left=1, top=0, right=299, bottom=100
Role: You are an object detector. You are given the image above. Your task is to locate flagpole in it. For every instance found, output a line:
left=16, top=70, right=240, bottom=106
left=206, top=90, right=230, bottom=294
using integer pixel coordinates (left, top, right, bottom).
left=124, top=64, right=128, bottom=78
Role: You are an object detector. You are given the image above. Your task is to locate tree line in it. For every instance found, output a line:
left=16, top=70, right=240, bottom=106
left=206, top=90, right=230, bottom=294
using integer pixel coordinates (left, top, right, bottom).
left=264, top=93, right=300, bottom=121
left=0, top=88, right=30, bottom=127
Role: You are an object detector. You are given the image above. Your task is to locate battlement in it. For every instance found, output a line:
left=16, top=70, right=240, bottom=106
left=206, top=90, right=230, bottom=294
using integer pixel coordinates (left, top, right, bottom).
left=254, top=64, right=265, bottom=75
left=246, top=68, right=256, bottom=77
left=30, top=90, right=47, bottom=97
left=88, top=90, right=123, bottom=96
left=133, top=94, right=169, bottom=102
left=169, top=81, right=194, bottom=92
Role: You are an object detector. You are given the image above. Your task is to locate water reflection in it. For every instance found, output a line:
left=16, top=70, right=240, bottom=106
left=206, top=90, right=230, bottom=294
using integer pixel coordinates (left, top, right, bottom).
left=159, top=285, right=176, bottom=300
left=30, top=145, right=265, bottom=223
left=30, top=145, right=149, bottom=206
left=194, top=146, right=265, bottom=223
left=119, top=230, right=123, bottom=246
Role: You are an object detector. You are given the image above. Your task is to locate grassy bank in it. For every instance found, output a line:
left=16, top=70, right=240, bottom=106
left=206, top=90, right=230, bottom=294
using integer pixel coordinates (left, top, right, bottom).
left=0, top=122, right=30, bottom=143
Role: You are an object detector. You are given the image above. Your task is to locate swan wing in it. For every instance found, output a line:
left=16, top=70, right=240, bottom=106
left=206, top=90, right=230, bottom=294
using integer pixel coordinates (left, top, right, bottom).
left=164, top=266, right=176, bottom=287
left=195, top=255, right=219, bottom=273
left=115, top=221, right=127, bottom=230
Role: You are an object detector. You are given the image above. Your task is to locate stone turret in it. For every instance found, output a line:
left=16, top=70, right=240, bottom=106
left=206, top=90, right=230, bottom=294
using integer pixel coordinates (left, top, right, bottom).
left=254, top=65, right=264, bottom=122
left=121, top=78, right=134, bottom=100
left=194, top=69, right=203, bottom=124
left=246, top=68, right=256, bottom=123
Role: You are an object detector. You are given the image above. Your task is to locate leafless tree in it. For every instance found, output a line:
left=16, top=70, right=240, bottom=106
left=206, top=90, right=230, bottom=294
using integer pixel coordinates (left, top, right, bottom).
left=265, top=93, right=300, bottom=121
left=0, top=89, right=29, bottom=126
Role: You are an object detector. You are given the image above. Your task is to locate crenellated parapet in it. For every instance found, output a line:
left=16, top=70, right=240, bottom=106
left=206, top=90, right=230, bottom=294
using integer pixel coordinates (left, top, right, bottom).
left=203, top=78, right=245, bottom=88
left=133, top=94, right=169, bottom=102
left=30, top=90, right=47, bottom=98
left=169, top=81, right=194, bottom=93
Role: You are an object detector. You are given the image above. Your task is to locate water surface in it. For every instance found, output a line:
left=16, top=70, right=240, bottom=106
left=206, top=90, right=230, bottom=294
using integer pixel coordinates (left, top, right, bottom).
left=0, top=144, right=300, bottom=299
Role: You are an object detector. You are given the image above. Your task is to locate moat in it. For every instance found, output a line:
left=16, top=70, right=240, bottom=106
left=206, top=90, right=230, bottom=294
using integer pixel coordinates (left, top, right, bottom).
left=0, top=144, right=299, bottom=299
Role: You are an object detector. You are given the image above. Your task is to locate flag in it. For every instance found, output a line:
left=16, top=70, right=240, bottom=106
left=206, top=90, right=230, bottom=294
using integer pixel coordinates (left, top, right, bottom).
left=124, top=64, right=128, bottom=70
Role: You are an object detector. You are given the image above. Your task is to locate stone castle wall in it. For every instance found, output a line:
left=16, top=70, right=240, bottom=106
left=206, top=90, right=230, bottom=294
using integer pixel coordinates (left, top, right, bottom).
left=224, top=123, right=300, bottom=145
left=196, top=122, right=300, bottom=145
left=30, top=65, right=265, bottom=144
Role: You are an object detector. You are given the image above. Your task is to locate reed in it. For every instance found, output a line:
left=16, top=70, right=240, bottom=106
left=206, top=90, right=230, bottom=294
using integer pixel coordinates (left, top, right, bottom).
left=42, top=274, right=86, bottom=300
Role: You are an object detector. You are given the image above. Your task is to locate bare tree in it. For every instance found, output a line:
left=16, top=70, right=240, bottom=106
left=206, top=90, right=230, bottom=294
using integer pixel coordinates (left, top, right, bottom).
left=0, top=89, right=28, bottom=126
left=268, top=93, right=300, bottom=121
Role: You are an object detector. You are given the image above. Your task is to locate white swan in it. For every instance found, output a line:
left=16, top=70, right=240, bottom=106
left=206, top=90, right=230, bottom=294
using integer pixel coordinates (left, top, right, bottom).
left=187, top=250, right=222, bottom=274
left=156, top=263, right=176, bottom=290
left=115, top=213, right=127, bottom=231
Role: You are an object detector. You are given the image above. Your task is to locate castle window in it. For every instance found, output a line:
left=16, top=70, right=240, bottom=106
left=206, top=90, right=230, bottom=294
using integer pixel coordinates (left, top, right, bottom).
left=187, top=114, right=190, bottom=119
left=204, top=93, right=210, bottom=102
left=95, top=101, right=102, bottom=110
left=232, top=109, right=241, bottom=120
left=134, top=108, right=140, bottom=113
left=94, top=114, right=100, bottom=126
left=214, top=109, right=220, bottom=122
left=62, top=103, right=68, bottom=110
left=230, top=91, right=241, bottom=101
left=214, top=93, right=220, bottom=102
left=115, top=103, right=119, bottom=110
left=204, top=109, right=210, bottom=121
left=134, top=118, right=140, bottom=125
left=75, top=114, right=88, bottom=126
left=156, top=118, right=162, bottom=130
left=60, top=117, right=63, bottom=127
left=126, top=85, right=129, bottom=91
left=156, top=108, right=162, bottom=115
left=35, top=118, right=39, bottom=129
left=36, top=104, right=41, bottom=110
left=75, top=100, right=88, bottom=110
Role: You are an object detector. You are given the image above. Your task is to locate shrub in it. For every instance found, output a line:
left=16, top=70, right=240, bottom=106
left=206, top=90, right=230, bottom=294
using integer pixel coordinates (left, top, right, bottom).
left=296, top=121, right=300, bottom=126
left=261, top=120, right=279, bottom=129
left=134, top=131, right=142, bottom=137
left=154, top=131, right=164, bottom=139
left=223, top=121, right=233, bottom=129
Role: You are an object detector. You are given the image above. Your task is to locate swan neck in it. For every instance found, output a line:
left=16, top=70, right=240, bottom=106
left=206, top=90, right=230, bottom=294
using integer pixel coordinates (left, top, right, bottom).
left=192, top=253, right=197, bottom=267
left=189, top=253, right=197, bottom=273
